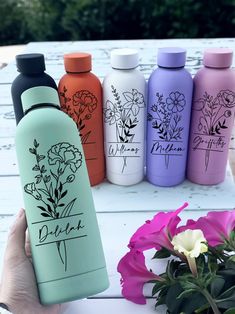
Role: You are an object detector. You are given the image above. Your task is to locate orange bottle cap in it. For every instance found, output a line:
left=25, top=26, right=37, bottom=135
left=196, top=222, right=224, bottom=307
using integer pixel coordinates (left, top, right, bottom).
left=64, top=53, right=92, bottom=73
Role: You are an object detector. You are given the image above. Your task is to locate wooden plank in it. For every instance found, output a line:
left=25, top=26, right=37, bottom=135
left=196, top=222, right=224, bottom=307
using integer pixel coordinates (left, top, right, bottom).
left=0, top=173, right=234, bottom=215
left=0, top=84, right=12, bottom=105
left=0, top=106, right=16, bottom=137
left=1, top=38, right=235, bottom=83
left=61, top=299, right=162, bottom=314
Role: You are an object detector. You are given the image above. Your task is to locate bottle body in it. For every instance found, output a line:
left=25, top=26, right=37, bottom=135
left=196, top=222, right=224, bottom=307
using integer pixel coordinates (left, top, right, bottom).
left=11, top=72, right=57, bottom=124
left=147, top=67, right=193, bottom=186
left=103, top=68, right=146, bottom=185
left=58, top=72, right=105, bottom=186
left=187, top=67, right=235, bottom=184
left=15, top=88, right=109, bottom=304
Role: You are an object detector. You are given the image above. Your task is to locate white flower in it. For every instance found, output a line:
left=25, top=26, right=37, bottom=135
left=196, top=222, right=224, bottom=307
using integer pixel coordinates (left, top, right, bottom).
left=172, top=229, right=208, bottom=276
left=172, top=229, right=207, bottom=258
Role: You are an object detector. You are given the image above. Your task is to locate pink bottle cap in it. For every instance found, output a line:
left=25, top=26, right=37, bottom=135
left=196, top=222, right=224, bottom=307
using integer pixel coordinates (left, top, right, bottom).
left=203, top=48, right=233, bottom=68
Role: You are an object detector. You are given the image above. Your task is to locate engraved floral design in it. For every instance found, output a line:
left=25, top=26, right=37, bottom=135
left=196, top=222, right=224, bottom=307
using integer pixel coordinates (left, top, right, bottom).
left=194, top=89, right=235, bottom=171
left=104, top=86, right=145, bottom=172
left=217, top=90, right=235, bottom=108
left=122, top=89, right=145, bottom=116
left=147, top=92, right=185, bottom=168
left=104, top=100, right=121, bottom=125
left=24, top=182, right=42, bottom=200
left=48, top=142, right=82, bottom=173
left=24, top=139, right=83, bottom=271
left=166, top=92, right=186, bottom=113
left=59, top=87, right=98, bottom=144
left=73, top=90, right=97, bottom=113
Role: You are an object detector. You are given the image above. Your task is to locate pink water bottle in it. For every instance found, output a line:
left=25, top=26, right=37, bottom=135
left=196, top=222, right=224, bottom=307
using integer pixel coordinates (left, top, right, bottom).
left=187, top=48, right=235, bottom=185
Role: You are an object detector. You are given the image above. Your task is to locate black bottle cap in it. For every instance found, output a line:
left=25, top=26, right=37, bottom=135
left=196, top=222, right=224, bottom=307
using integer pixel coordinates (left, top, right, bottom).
left=16, top=53, right=46, bottom=74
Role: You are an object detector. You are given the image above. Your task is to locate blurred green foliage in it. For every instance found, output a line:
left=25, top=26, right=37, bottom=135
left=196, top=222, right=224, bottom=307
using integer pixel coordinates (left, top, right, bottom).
left=1, top=0, right=235, bottom=45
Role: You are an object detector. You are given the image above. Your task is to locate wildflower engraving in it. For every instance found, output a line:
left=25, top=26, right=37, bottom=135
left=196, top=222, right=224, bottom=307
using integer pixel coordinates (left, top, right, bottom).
left=147, top=91, right=186, bottom=168
left=104, top=85, right=145, bottom=173
left=191, top=89, right=235, bottom=171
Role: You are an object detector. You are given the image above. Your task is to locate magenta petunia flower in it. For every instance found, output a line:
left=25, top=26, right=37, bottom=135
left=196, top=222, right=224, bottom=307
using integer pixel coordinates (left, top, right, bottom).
left=181, top=210, right=235, bottom=247
left=128, top=202, right=188, bottom=252
left=117, top=249, right=164, bottom=304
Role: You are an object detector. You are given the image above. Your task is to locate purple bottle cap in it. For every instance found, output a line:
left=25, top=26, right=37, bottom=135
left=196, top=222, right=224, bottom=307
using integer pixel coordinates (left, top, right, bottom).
left=203, top=48, right=233, bottom=68
left=157, top=47, right=186, bottom=68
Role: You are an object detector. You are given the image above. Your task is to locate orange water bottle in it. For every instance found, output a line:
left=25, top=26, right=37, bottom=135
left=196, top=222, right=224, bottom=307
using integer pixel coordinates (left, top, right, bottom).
left=58, top=53, right=105, bottom=186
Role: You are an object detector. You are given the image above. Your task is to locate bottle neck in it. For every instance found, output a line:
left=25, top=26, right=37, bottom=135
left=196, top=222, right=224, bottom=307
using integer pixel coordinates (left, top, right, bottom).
left=20, top=71, right=45, bottom=76
left=65, top=70, right=91, bottom=74
left=204, top=65, right=230, bottom=70
left=24, top=103, right=61, bottom=115
left=158, top=65, right=185, bottom=69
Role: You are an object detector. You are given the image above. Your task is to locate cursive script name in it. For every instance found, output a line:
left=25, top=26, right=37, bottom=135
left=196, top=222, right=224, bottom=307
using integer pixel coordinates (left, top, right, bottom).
left=39, top=219, right=85, bottom=243
left=192, top=135, right=226, bottom=151
left=108, top=143, right=140, bottom=157
left=151, top=141, right=184, bottom=155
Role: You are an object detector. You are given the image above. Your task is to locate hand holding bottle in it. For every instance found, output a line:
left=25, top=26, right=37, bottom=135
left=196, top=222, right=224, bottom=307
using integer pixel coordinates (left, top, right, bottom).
left=0, top=208, right=61, bottom=314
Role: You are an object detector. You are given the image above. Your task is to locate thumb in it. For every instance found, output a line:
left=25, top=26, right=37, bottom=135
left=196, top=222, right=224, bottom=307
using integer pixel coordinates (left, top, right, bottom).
left=5, top=208, right=27, bottom=259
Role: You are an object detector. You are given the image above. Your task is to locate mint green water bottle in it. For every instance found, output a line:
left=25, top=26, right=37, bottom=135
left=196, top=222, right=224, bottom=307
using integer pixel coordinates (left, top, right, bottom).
left=15, top=86, right=109, bottom=305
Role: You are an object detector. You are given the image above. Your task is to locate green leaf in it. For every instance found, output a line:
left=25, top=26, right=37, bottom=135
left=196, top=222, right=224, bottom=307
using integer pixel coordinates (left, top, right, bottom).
left=226, top=257, right=235, bottom=270
left=153, top=248, right=171, bottom=259
left=216, top=285, right=235, bottom=309
left=210, top=276, right=225, bottom=298
left=152, top=281, right=166, bottom=296
left=224, top=308, right=235, bottom=314
left=177, top=289, right=195, bottom=300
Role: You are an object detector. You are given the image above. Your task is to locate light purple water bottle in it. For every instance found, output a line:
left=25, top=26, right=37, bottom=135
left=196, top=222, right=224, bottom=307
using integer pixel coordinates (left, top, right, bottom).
left=146, top=47, right=193, bottom=186
left=187, top=48, right=235, bottom=185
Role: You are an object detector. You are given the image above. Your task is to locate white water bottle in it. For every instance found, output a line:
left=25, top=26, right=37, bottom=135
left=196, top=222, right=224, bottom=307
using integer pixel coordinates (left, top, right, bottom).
left=103, top=48, right=146, bottom=185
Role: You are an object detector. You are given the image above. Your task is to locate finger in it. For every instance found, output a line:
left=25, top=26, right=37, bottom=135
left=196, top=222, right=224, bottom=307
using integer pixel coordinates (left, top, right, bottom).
left=6, top=208, right=27, bottom=258
left=25, top=229, right=32, bottom=258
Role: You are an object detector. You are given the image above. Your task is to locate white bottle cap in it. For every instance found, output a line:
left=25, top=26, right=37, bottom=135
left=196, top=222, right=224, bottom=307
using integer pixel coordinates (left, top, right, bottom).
left=111, top=48, right=139, bottom=69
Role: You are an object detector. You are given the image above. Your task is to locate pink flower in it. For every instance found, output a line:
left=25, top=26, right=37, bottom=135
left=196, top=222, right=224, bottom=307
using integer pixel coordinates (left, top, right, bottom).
left=128, top=202, right=188, bottom=252
left=181, top=210, right=235, bottom=247
left=117, top=249, right=164, bottom=304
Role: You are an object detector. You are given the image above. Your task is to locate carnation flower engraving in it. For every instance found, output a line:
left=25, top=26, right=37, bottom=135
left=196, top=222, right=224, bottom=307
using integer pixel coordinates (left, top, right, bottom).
left=24, top=139, right=83, bottom=271
left=48, top=142, right=82, bottom=173
left=59, top=87, right=98, bottom=144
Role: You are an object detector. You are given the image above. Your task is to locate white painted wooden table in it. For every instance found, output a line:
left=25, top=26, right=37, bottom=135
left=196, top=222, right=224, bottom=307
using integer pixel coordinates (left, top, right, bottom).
left=0, top=39, right=235, bottom=314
